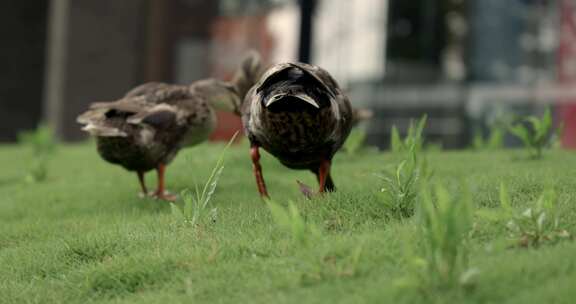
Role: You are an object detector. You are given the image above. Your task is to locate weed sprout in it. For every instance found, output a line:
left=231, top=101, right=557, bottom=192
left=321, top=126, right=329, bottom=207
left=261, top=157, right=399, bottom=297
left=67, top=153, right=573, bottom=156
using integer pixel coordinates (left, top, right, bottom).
left=170, top=132, right=237, bottom=227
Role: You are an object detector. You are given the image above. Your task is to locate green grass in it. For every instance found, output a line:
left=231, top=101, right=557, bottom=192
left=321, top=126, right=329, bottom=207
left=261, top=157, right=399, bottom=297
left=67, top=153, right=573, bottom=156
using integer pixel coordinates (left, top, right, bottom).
left=1, top=142, right=576, bottom=303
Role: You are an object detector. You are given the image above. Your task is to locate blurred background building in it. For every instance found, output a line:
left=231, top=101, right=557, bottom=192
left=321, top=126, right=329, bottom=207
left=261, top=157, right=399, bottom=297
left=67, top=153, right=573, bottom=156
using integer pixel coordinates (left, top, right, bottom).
left=1, top=0, right=575, bottom=148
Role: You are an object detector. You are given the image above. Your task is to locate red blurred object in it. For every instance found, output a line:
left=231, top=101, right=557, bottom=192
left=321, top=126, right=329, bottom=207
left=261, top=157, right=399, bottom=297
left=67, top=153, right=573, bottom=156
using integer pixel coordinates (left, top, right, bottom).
left=558, top=0, right=576, bottom=148
left=208, top=14, right=274, bottom=142
left=209, top=111, right=243, bottom=141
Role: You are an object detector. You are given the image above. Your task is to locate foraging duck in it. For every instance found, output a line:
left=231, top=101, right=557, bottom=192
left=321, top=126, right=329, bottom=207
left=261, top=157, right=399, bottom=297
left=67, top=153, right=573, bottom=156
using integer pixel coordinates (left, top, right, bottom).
left=77, top=79, right=240, bottom=201
left=241, top=62, right=353, bottom=197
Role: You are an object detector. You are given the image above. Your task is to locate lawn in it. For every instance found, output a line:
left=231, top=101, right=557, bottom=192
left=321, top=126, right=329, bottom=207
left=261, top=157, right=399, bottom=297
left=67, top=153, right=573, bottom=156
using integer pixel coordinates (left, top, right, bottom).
left=1, top=142, right=575, bottom=303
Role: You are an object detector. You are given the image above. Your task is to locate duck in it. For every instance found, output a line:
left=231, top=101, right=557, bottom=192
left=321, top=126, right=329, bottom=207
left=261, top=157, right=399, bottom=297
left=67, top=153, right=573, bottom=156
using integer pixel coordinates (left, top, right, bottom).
left=77, top=78, right=240, bottom=201
left=241, top=62, right=353, bottom=197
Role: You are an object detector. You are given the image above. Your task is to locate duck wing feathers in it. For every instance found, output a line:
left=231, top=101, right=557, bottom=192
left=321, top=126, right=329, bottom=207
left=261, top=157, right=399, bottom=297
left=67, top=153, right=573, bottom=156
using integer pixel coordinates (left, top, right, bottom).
left=77, top=83, right=201, bottom=138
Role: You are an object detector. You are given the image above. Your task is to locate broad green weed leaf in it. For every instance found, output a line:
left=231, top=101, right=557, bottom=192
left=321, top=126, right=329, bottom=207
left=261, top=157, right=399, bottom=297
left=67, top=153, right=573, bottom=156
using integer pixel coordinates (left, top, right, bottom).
left=487, top=128, right=504, bottom=149
left=509, top=125, right=530, bottom=145
left=499, top=182, right=512, bottom=213
left=344, top=127, right=367, bottom=155
left=542, top=107, right=552, bottom=134
left=266, top=200, right=291, bottom=230
left=391, top=126, right=402, bottom=152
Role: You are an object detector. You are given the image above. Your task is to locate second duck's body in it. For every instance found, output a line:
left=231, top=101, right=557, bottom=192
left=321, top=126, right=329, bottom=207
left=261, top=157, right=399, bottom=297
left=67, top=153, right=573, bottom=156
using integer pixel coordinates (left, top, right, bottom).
left=97, top=83, right=215, bottom=171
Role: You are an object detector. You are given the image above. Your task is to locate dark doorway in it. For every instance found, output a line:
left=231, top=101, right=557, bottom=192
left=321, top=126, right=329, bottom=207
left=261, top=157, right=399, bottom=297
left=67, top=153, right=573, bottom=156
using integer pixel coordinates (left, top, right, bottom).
left=0, top=0, right=48, bottom=141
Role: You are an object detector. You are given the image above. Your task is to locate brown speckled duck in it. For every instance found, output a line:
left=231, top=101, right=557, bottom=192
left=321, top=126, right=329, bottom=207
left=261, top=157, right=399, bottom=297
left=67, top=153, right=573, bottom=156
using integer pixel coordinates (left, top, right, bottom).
left=242, top=62, right=353, bottom=197
left=77, top=79, right=239, bottom=201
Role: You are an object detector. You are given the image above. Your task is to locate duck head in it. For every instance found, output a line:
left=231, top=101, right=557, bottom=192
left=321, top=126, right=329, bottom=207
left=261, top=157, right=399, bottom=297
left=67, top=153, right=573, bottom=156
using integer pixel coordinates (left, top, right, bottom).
left=232, top=50, right=265, bottom=100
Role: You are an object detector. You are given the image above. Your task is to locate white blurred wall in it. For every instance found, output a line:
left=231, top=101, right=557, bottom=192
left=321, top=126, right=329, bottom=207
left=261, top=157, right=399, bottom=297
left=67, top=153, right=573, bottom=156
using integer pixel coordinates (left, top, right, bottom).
left=265, top=0, right=388, bottom=88
left=267, top=2, right=300, bottom=63
left=313, top=0, right=388, bottom=87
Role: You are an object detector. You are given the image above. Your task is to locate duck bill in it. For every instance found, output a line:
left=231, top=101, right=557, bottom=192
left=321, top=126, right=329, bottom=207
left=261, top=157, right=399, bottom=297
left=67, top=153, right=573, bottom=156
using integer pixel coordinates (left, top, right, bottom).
left=81, top=124, right=127, bottom=137
left=264, top=93, right=320, bottom=108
